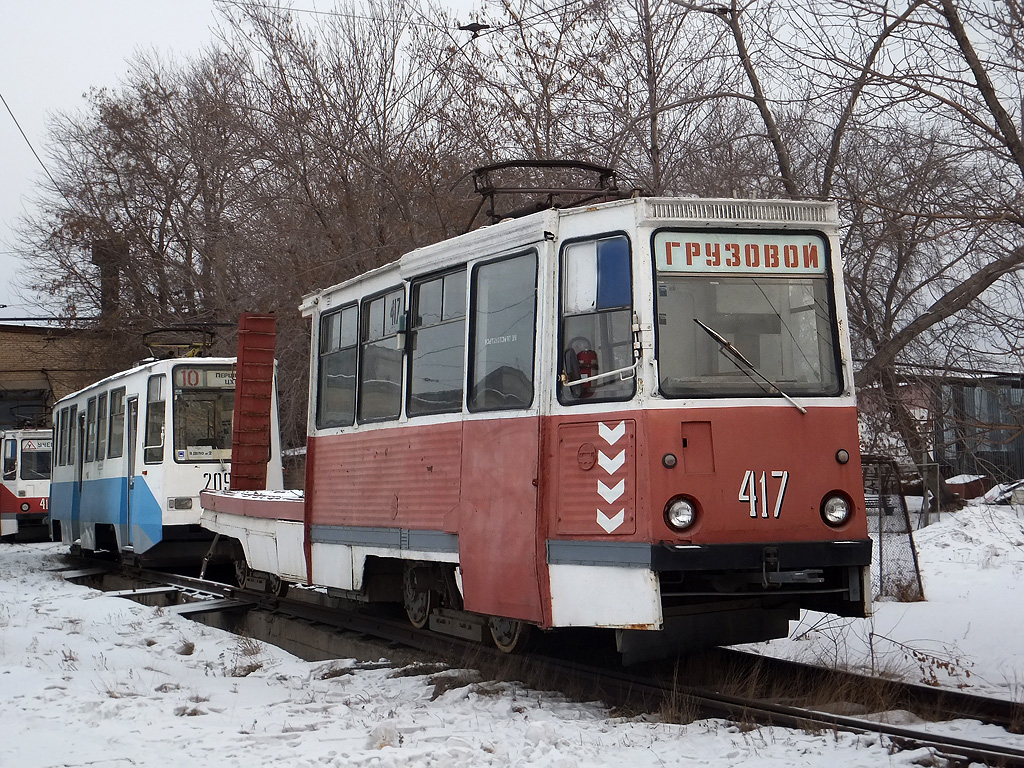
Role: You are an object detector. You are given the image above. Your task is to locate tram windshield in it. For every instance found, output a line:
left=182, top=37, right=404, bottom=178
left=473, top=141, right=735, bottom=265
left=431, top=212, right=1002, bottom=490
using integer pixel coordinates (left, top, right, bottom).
left=172, top=365, right=235, bottom=462
left=654, top=230, right=841, bottom=398
left=20, top=439, right=51, bottom=480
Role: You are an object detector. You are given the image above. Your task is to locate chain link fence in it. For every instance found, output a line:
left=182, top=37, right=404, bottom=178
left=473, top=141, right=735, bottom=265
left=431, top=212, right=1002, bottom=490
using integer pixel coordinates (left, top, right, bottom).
left=862, top=455, right=925, bottom=602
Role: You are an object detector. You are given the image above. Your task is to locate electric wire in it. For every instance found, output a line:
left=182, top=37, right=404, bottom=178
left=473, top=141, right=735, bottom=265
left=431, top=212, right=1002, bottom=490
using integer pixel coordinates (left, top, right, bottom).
left=0, top=89, right=76, bottom=211
left=212, top=0, right=589, bottom=39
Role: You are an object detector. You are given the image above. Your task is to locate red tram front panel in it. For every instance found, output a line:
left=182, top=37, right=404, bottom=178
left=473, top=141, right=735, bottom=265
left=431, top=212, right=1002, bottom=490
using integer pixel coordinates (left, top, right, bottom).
left=545, top=405, right=864, bottom=543
left=540, top=403, right=869, bottom=631
left=0, top=484, right=48, bottom=535
left=644, top=405, right=865, bottom=544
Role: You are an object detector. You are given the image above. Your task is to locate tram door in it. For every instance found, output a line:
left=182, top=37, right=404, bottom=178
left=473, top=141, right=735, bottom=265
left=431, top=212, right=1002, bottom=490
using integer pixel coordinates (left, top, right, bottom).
left=126, top=397, right=139, bottom=546
left=70, top=410, right=85, bottom=543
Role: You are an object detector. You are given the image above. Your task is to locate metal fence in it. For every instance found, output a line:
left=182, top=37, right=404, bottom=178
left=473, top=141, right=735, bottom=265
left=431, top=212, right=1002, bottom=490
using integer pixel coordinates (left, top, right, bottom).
left=862, top=455, right=925, bottom=602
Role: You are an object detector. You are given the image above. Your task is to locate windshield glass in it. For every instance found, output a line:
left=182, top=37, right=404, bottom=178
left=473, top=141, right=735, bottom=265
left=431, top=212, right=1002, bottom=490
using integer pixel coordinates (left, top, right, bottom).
left=654, top=230, right=841, bottom=398
left=172, top=365, right=235, bottom=462
left=20, top=438, right=51, bottom=480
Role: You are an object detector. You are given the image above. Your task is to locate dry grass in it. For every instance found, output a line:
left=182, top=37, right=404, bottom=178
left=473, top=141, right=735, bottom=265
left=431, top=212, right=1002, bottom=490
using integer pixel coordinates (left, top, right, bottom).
left=1010, top=702, right=1024, bottom=735
left=427, top=670, right=483, bottom=701
left=236, top=634, right=263, bottom=657
left=230, top=661, right=264, bottom=677
left=389, top=662, right=449, bottom=679
left=658, top=663, right=700, bottom=724
left=318, top=665, right=354, bottom=680
left=228, top=633, right=265, bottom=676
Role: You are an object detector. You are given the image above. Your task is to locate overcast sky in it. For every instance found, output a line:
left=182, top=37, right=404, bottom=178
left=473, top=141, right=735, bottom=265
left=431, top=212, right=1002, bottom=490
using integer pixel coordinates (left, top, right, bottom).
left=0, top=0, right=225, bottom=321
left=0, top=1, right=483, bottom=325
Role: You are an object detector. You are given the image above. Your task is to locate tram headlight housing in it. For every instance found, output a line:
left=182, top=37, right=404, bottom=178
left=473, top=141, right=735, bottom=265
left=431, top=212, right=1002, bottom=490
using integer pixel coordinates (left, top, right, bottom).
left=664, top=496, right=698, bottom=532
left=821, top=493, right=852, bottom=527
left=20, top=502, right=30, bottom=512
left=169, top=497, right=194, bottom=510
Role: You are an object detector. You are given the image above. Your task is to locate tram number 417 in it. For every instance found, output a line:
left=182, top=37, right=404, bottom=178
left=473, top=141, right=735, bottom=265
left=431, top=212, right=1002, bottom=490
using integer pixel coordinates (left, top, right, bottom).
left=739, top=470, right=790, bottom=519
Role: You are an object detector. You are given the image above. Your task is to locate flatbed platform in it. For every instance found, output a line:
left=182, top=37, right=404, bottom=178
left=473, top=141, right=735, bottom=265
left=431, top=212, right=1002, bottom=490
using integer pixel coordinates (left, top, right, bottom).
left=166, top=598, right=256, bottom=616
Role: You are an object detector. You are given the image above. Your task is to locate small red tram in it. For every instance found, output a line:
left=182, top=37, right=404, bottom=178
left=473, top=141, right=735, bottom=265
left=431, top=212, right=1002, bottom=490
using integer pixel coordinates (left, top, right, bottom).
left=1, top=428, right=52, bottom=542
left=202, top=190, right=871, bottom=661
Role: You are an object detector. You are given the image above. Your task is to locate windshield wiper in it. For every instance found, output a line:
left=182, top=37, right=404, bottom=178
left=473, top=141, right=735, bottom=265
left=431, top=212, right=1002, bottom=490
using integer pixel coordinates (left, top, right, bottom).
left=694, top=319, right=807, bottom=414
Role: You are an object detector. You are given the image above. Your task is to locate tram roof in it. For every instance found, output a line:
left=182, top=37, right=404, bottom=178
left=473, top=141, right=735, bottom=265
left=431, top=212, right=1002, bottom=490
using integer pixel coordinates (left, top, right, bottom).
left=53, top=356, right=238, bottom=407
left=299, top=196, right=840, bottom=315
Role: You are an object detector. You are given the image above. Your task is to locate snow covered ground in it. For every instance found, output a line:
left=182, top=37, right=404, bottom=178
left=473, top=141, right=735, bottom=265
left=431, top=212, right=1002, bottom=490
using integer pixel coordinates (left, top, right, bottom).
left=1, top=506, right=1022, bottom=767
left=757, top=503, right=1024, bottom=701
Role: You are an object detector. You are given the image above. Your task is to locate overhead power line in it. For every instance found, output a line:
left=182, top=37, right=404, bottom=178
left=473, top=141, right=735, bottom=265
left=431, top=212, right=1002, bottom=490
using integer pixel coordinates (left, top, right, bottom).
left=212, top=0, right=587, bottom=39
left=214, top=0, right=453, bottom=29
left=0, top=88, right=77, bottom=211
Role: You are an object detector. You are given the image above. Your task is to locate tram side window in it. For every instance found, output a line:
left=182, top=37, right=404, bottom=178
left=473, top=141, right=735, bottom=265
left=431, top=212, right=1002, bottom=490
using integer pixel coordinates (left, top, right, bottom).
left=317, top=305, right=358, bottom=429
left=468, top=252, right=538, bottom=411
left=559, top=236, right=636, bottom=404
left=68, top=405, right=78, bottom=467
left=144, top=375, right=166, bottom=464
left=85, top=397, right=97, bottom=462
left=108, top=388, right=125, bottom=459
left=2, top=439, right=15, bottom=480
left=358, top=288, right=405, bottom=423
left=96, top=392, right=108, bottom=461
left=58, top=407, right=70, bottom=466
left=408, top=270, right=467, bottom=415
left=54, top=412, right=63, bottom=467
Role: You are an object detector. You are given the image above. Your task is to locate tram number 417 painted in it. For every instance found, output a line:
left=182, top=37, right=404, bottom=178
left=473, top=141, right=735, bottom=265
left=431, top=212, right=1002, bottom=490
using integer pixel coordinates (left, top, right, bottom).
left=739, top=470, right=790, bottom=519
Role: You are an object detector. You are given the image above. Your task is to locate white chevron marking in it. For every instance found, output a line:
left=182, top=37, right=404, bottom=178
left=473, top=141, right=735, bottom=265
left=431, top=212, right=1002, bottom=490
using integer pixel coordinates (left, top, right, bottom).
left=598, top=421, right=625, bottom=445
left=597, top=479, right=625, bottom=504
left=597, top=450, right=625, bottom=475
left=597, top=508, right=625, bottom=533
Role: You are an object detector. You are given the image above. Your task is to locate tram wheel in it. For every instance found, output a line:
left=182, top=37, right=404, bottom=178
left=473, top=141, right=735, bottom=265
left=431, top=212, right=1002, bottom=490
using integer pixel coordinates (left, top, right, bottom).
left=267, top=573, right=289, bottom=598
left=234, top=559, right=250, bottom=589
left=402, top=564, right=435, bottom=629
left=488, top=617, right=531, bottom=654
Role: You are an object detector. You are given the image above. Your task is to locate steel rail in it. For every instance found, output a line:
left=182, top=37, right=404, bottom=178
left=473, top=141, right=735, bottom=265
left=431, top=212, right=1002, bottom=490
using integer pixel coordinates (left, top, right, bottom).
left=712, top=646, right=1023, bottom=731
left=70, top=560, right=1024, bottom=767
left=577, top=660, right=1024, bottom=768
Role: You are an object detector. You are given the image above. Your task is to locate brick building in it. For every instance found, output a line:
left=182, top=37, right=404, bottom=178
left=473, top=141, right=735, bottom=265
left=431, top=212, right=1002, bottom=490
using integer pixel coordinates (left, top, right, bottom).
left=0, top=324, right=108, bottom=428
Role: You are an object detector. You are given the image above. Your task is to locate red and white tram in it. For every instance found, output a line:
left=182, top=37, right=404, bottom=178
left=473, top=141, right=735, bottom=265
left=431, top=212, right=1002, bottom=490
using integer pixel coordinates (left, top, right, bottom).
left=1, top=428, right=52, bottom=541
left=202, top=194, right=871, bottom=661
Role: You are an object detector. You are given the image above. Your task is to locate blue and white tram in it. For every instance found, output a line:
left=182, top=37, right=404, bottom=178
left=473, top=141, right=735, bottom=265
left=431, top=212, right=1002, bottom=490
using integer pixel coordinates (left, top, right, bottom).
left=50, top=357, right=284, bottom=564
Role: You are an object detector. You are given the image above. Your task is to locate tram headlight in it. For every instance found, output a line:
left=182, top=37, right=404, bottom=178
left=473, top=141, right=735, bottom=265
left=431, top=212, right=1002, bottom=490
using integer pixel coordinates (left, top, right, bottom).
left=821, top=493, right=852, bottom=527
left=169, top=497, right=194, bottom=510
left=665, top=496, right=698, bottom=532
left=20, top=502, right=30, bottom=512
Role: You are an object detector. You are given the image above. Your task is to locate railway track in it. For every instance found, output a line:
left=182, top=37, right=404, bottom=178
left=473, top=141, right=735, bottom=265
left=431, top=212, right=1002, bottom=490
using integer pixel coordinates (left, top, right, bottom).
left=62, top=558, right=1024, bottom=768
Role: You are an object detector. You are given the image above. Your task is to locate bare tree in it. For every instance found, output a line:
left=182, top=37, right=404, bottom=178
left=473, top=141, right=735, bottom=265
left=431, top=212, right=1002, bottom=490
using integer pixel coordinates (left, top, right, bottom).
left=644, top=0, right=1024, bottom=503
left=22, top=50, right=271, bottom=329
left=16, top=0, right=1024, bottom=486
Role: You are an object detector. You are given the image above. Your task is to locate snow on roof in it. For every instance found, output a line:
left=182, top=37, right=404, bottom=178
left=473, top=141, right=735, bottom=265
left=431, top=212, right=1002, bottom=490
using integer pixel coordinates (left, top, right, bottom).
left=208, top=488, right=304, bottom=501
left=945, top=474, right=987, bottom=485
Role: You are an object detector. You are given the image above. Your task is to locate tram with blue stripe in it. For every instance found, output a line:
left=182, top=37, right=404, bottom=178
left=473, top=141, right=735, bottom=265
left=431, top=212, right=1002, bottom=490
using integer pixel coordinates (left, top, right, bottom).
left=50, top=357, right=283, bottom=565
